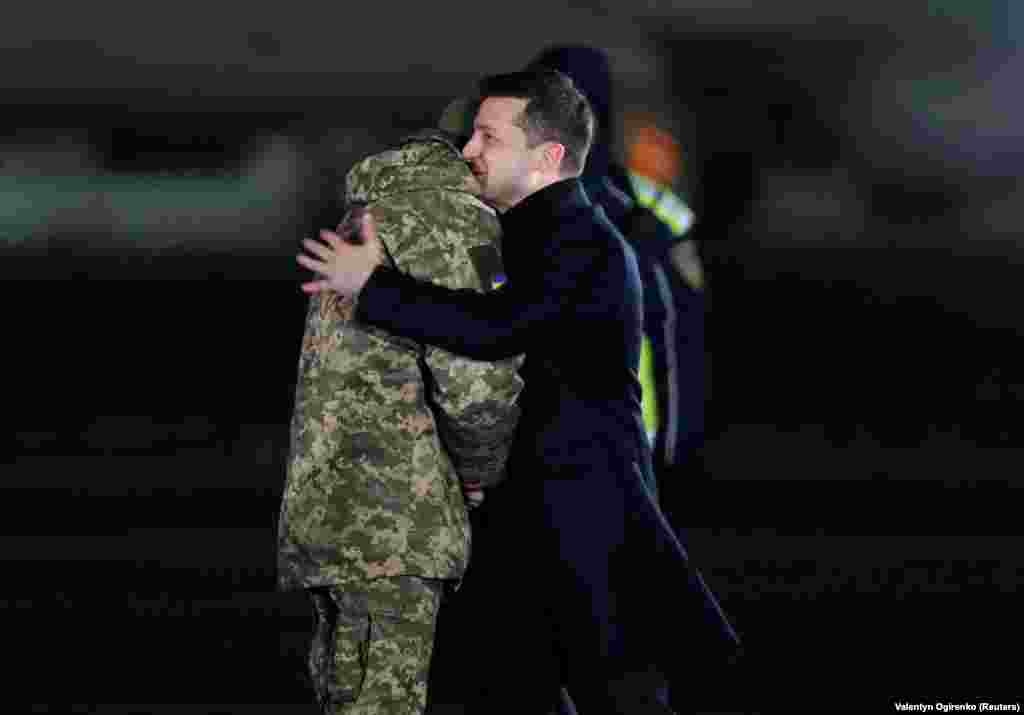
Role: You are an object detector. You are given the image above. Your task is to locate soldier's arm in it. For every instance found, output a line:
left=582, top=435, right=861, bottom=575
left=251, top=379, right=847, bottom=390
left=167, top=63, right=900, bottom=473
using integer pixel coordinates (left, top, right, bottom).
left=423, top=338, right=523, bottom=490
left=367, top=190, right=524, bottom=490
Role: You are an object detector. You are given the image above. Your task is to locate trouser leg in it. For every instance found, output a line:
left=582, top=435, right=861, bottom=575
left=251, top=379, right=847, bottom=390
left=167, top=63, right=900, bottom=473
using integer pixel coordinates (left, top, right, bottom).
left=305, top=576, right=443, bottom=715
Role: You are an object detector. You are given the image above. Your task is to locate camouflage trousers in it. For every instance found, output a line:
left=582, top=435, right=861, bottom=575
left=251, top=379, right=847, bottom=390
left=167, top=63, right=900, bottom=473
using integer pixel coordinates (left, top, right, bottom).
left=306, top=576, right=444, bottom=715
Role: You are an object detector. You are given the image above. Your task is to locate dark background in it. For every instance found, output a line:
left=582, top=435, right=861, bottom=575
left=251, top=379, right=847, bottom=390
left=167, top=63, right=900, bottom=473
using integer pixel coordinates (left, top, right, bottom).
left=4, top=2, right=1022, bottom=712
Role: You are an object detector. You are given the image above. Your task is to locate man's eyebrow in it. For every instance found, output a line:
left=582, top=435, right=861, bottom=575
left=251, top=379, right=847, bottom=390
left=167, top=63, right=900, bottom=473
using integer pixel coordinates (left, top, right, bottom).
left=474, top=121, right=499, bottom=132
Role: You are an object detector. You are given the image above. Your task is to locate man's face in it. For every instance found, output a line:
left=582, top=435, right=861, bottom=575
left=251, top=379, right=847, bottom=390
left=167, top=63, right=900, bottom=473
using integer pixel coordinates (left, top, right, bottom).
left=462, top=97, right=542, bottom=211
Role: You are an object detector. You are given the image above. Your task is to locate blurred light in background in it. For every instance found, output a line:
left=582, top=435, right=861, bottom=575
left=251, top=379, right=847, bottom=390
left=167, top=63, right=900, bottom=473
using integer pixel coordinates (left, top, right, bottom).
left=1, top=137, right=310, bottom=249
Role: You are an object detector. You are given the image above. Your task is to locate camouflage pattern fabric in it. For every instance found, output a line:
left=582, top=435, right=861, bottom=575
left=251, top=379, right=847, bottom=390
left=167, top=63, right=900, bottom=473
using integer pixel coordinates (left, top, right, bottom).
left=278, top=132, right=523, bottom=593
left=307, top=576, right=442, bottom=714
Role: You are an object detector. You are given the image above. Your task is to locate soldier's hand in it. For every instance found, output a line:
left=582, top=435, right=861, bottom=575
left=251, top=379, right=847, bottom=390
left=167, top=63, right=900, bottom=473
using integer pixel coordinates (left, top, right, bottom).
left=298, top=211, right=384, bottom=297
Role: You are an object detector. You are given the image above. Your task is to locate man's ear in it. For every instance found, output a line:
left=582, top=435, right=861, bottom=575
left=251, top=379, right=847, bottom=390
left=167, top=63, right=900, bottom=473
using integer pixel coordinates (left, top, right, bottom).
left=541, top=142, right=567, bottom=173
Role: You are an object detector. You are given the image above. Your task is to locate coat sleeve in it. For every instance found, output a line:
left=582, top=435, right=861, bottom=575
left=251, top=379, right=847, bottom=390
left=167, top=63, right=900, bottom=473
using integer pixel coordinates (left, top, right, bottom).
left=356, top=249, right=572, bottom=362
left=363, top=185, right=525, bottom=489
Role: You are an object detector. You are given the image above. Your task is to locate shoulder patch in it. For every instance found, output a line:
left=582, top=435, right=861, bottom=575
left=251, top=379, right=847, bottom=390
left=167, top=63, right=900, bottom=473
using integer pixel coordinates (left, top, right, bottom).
left=468, top=244, right=506, bottom=290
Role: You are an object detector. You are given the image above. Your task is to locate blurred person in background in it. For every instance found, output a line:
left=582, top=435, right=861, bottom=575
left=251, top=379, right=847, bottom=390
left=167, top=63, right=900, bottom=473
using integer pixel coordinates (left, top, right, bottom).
left=277, top=99, right=523, bottom=715
left=527, top=46, right=707, bottom=526
left=298, top=68, right=741, bottom=715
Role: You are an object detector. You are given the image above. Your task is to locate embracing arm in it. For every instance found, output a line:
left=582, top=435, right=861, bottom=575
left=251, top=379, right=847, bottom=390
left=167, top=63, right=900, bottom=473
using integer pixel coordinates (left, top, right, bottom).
left=301, top=208, right=571, bottom=361
left=356, top=265, right=556, bottom=361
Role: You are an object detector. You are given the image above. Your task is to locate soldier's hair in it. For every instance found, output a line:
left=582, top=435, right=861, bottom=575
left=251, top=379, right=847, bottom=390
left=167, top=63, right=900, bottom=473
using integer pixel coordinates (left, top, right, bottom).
left=478, top=69, right=595, bottom=176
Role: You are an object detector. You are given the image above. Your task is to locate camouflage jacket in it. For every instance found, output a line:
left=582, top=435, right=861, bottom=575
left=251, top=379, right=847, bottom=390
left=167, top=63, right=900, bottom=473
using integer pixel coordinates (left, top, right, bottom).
left=278, top=131, right=523, bottom=590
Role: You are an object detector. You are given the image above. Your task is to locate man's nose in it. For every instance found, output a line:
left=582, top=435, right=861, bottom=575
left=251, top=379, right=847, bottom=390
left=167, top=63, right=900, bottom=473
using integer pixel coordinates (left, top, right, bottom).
left=462, top=138, right=478, bottom=160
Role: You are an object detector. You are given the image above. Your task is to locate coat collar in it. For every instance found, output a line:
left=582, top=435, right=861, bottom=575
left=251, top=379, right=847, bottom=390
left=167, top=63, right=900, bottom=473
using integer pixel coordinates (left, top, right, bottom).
left=500, top=177, right=590, bottom=234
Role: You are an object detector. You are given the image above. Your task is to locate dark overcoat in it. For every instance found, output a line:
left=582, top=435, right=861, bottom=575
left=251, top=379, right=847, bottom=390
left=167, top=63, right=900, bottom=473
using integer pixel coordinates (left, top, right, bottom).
left=356, top=178, right=739, bottom=706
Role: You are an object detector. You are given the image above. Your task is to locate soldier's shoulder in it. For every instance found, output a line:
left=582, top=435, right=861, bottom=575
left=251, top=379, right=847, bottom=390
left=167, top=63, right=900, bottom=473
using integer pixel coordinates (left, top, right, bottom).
left=346, top=131, right=474, bottom=204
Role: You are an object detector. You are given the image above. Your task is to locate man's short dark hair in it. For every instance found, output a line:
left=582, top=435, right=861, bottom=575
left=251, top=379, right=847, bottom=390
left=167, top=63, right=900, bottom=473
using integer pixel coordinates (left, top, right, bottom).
left=478, top=69, right=595, bottom=176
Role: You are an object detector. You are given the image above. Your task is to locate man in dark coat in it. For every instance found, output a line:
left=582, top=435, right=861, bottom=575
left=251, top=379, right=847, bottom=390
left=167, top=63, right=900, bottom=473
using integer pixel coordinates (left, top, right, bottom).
left=298, top=69, right=740, bottom=715
left=527, top=45, right=707, bottom=519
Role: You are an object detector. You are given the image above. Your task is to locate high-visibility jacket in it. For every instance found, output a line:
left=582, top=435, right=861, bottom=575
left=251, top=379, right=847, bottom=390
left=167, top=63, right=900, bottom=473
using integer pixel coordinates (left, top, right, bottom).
left=581, top=166, right=704, bottom=482
left=624, top=171, right=700, bottom=454
left=628, top=172, right=696, bottom=238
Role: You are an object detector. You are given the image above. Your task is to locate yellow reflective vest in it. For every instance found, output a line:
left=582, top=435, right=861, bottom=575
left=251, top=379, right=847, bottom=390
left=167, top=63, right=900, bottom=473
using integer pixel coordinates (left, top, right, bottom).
left=627, top=173, right=695, bottom=238
left=627, top=171, right=697, bottom=445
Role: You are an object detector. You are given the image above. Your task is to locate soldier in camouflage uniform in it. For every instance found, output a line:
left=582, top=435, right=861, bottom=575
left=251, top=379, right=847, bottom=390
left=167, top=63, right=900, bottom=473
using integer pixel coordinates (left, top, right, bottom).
left=278, top=103, right=523, bottom=714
